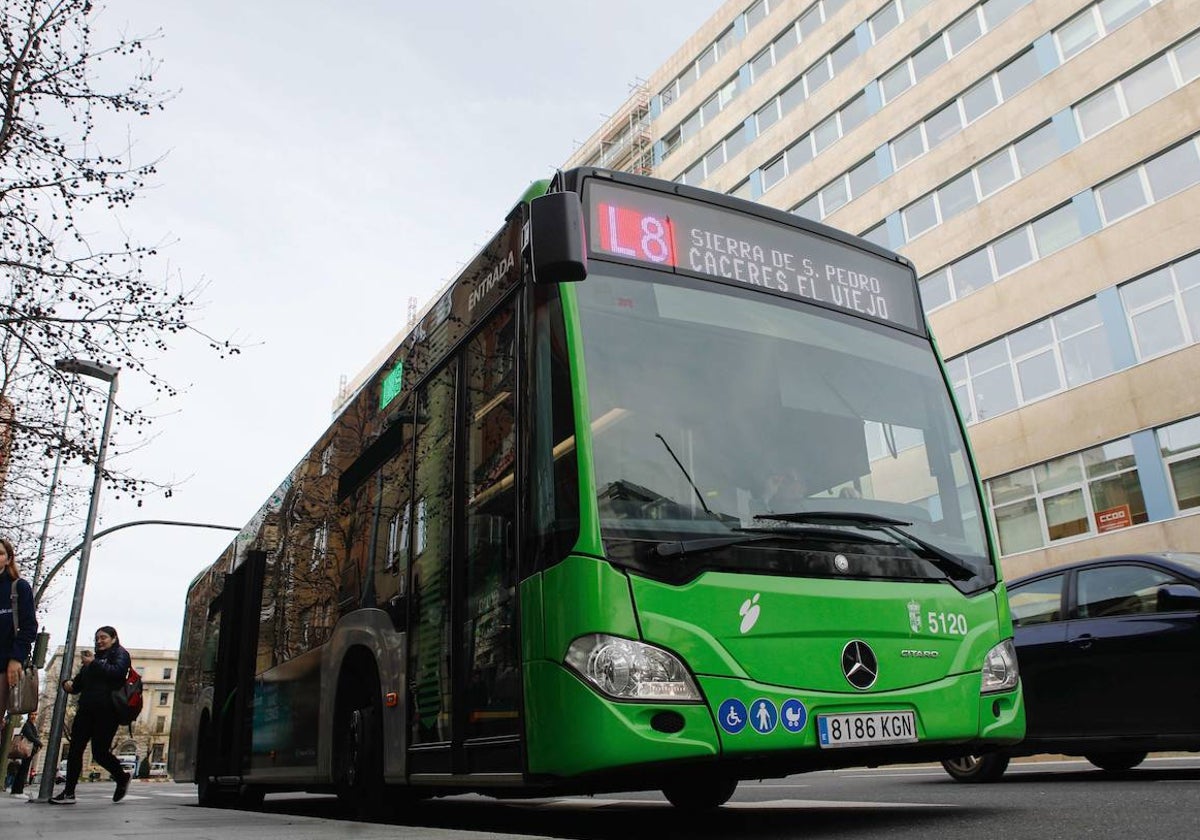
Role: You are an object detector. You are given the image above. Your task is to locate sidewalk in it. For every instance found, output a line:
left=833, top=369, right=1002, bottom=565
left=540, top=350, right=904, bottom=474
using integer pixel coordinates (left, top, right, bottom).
left=0, top=783, right=547, bottom=840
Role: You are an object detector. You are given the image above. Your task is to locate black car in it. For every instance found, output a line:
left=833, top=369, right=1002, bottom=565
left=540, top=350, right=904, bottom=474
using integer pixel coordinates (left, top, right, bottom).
left=943, top=551, right=1200, bottom=782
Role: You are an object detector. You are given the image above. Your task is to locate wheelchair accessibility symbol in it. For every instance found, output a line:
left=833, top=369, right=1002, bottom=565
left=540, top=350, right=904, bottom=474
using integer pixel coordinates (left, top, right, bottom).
left=718, top=698, right=748, bottom=734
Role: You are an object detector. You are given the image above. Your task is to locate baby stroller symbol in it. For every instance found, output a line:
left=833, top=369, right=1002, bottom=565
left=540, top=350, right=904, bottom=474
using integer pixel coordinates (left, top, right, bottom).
left=781, top=699, right=808, bottom=733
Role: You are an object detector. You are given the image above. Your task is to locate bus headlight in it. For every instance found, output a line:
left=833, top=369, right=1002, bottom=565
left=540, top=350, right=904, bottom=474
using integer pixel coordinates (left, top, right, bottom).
left=980, top=639, right=1019, bottom=694
left=564, top=634, right=702, bottom=702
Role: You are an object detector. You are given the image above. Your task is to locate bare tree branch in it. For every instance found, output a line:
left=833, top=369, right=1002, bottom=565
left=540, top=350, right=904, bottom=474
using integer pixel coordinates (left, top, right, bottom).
left=0, top=0, right=240, bottom=554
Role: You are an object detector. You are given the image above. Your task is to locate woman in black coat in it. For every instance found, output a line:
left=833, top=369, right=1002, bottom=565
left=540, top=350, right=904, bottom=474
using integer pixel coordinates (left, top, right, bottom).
left=49, top=626, right=133, bottom=804
left=10, top=709, right=43, bottom=795
left=0, top=538, right=37, bottom=717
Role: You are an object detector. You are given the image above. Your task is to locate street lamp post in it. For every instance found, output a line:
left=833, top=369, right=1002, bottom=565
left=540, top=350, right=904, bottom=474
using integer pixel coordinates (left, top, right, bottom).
left=35, top=359, right=119, bottom=804
left=32, top=390, right=72, bottom=592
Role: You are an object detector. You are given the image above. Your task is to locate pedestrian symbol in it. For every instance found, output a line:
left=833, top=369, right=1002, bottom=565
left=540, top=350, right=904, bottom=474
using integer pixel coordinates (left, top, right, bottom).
left=718, top=698, right=748, bottom=734
left=750, top=698, right=777, bottom=734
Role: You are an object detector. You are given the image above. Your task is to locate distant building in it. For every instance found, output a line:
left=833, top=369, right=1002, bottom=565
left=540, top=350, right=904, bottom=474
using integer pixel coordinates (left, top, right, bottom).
left=566, top=0, right=1200, bottom=578
left=38, top=646, right=179, bottom=777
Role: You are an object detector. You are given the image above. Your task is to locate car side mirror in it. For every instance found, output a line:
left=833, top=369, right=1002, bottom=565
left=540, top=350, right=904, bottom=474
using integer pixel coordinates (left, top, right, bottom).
left=529, top=191, right=587, bottom=284
left=1156, top=583, right=1200, bottom=612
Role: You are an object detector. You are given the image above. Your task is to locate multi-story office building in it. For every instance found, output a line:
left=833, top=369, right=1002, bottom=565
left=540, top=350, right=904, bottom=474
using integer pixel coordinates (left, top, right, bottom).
left=566, top=0, right=1200, bottom=579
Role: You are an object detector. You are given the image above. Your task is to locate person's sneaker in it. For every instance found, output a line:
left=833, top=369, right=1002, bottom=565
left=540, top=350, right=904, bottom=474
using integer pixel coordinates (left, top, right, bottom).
left=49, top=790, right=75, bottom=804
left=113, top=773, right=131, bottom=803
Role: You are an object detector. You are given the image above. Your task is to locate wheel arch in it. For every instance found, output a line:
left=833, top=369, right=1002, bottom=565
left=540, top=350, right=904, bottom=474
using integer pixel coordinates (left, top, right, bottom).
left=318, top=609, right=407, bottom=783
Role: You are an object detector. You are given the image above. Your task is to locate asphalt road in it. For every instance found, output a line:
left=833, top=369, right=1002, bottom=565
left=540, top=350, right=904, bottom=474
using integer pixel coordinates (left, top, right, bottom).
left=6, top=756, right=1198, bottom=840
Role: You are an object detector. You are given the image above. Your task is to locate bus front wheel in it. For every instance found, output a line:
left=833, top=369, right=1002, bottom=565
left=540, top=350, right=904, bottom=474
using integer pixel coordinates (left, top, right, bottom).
left=662, top=776, right=737, bottom=810
left=941, top=754, right=1009, bottom=783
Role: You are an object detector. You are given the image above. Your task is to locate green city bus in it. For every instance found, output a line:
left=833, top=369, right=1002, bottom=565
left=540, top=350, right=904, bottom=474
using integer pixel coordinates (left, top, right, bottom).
left=169, top=168, right=1024, bottom=813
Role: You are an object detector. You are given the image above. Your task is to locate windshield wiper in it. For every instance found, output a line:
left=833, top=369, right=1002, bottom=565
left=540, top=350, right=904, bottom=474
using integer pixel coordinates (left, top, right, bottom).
left=654, top=432, right=719, bottom=520
left=753, top=510, right=976, bottom=581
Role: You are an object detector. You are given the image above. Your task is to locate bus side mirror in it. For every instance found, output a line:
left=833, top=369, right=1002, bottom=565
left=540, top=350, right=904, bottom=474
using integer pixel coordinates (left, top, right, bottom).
left=530, top=191, right=587, bottom=284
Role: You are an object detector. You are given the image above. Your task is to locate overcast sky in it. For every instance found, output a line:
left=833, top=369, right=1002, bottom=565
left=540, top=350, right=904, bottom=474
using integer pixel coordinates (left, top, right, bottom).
left=36, top=1, right=723, bottom=654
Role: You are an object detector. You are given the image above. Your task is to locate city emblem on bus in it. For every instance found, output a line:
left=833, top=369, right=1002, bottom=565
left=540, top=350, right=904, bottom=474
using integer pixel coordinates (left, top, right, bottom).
left=739, top=593, right=761, bottom=633
left=718, top=698, right=748, bottom=734
left=908, top=599, right=922, bottom=633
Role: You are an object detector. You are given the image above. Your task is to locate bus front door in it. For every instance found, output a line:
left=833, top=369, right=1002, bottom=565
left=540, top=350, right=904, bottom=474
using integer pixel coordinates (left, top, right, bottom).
left=407, top=302, right=523, bottom=777
left=206, top=550, right=265, bottom=785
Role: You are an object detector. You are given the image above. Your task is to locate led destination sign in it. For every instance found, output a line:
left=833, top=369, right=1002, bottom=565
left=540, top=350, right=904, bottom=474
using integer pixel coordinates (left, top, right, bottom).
left=587, top=180, right=921, bottom=332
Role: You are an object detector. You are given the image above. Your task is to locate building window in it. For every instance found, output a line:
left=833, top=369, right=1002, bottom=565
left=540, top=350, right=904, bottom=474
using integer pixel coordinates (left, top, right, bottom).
left=988, top=439, right=1147, bottom=555
left=997, top=49, right=1040, bottom=98
left=1096, top=137, right=1200, bottom=225
left=729, top=179, right=752, bottom=200
left=947, top=298, right=1114, bottom=423
left=984, top=0, right=1031, bottom=27
left=1075, top=33, right=1198, bottom=142
left=1120, top=252, right=1200, bottom=360
left=1055, top=0, right=1156, bottom=63
left=869, top=2, right=901, bottom=41
left=162, top=667, right=172, bottom=680
left=861, top=221, right=889, bottom=248
left=745, top=0, right=768, bottom=31
left=310, top=521, right=328, bottom=570
left=889, top=52, right=1047, bottom=177
left=158, top=691, right=169, bottom=706
left=154, top=715, right=166, bottom=734
left=1158, top=416, right=1200, bottom=512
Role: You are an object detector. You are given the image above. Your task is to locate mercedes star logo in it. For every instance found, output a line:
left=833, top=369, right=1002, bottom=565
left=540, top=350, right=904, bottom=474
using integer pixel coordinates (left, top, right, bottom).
left=841, top=640, right=878, bottom=690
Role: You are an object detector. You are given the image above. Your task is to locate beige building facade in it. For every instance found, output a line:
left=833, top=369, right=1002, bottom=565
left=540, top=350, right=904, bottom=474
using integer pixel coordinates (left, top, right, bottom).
left=37, top=646, right=179, bottom=775
left=567, top=0, right=1200, bottom=580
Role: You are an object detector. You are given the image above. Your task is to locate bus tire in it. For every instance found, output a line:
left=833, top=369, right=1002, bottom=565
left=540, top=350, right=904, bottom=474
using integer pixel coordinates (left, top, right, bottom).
left=940, top=754, right=1009, bottom=783
left=662, top=776, right=737, bottom=810
left=334, top=657, right=386, bottom=820
left=238, top=785, right=266, bottom=810
left=195, top=714, right=233, bottom=808
left=1085, top=751, right=1147, bottom=773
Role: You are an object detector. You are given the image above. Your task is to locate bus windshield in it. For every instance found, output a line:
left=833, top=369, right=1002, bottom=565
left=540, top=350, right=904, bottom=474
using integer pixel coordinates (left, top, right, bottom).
left=575, top=268, right=992, bottom=586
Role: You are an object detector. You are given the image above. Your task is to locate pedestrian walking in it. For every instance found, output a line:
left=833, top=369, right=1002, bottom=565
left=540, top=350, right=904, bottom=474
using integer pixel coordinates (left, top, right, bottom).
left=0, top=537, right=37, bottom=715
left=10, top=710, right=42, bottom=795
left=49, top=626, right=133, bottom=804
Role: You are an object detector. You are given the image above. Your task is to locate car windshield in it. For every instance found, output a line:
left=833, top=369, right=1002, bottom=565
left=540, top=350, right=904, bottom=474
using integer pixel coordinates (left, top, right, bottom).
left=575, top=269, right=991, bottom=584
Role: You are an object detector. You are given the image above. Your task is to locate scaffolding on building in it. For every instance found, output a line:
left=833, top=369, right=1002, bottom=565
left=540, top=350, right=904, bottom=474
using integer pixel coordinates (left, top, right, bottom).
left=565, top=79, right=653, bottom=175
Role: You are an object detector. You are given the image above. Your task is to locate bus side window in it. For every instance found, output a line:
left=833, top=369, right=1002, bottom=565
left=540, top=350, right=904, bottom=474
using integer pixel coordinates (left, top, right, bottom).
left=529, top=284, right=580, bottom=573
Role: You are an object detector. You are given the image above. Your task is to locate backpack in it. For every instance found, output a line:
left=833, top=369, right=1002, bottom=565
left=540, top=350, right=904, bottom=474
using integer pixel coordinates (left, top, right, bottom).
left=112, top=666, right=144, bottom=725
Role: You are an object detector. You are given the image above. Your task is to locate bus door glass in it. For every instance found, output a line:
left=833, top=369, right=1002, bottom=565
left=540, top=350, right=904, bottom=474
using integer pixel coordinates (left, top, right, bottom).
left=409, top=365, right=457, bottom=753
left=462, top=302, right=520, bottom=743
